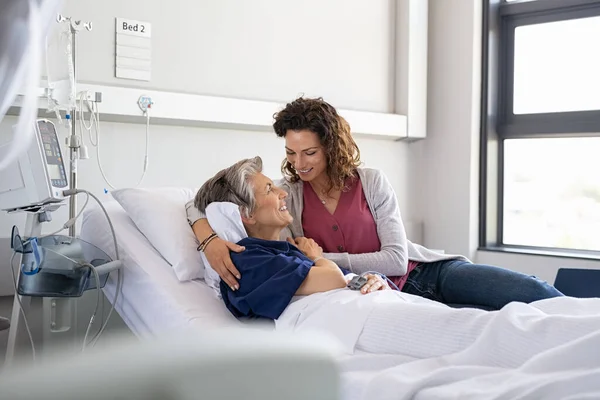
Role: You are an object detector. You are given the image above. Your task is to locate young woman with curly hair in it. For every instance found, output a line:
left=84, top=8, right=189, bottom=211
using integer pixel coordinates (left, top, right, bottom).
left=187, top=97, right=562, bottom=310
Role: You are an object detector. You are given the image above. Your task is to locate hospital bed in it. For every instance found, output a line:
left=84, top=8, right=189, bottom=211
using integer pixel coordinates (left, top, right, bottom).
left=78, top=192, right=417, bottom=400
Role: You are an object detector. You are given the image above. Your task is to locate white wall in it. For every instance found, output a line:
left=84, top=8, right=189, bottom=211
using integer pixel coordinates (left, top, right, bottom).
left=419, top=0, right=600, bottom=282
left=412, top=0, right=482, bottom=260
left=64, top=0, right=396, bottom=113
left=0, top=0, right=415, bottom=294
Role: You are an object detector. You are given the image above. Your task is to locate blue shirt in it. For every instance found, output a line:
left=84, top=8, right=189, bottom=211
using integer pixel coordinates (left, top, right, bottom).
left=220, top=237, right=350, bottom=320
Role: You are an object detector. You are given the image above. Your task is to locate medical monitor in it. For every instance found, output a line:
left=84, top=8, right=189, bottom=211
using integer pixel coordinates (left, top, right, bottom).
left=0, top=119, right=67, bottom=211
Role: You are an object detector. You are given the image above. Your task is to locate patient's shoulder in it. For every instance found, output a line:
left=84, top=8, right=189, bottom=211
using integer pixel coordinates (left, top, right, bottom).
left=231, top=238, right=278, bottom=260
left=236, top=237, right=261, bottom=247
left=233, top=237, right=300, bottom=259
left=235, top=237, right=287, bottom=251
left=230, top=238, right=301, bottom=273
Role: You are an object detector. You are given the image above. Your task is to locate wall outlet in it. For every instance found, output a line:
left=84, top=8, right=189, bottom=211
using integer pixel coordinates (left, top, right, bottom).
left=78, top=91, right=102, bottom=103
left=137, top=95, right=153, bottom=113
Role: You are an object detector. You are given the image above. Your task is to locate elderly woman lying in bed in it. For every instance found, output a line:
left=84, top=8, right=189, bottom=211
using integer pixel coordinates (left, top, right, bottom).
left=194, top=156, right=600, bottom=363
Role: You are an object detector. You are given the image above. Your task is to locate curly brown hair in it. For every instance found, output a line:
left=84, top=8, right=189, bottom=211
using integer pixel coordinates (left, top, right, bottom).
left=272, top=97, right=361, bottom=192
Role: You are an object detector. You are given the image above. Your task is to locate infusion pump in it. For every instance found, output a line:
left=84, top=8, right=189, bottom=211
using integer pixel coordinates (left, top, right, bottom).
left=0, top=119, right=68, bottom=211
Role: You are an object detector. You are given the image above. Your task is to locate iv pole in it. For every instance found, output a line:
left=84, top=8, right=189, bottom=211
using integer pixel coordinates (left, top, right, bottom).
left=57, top=14, right=92, bottom=237
left=5, top=15, right=93, bottom=365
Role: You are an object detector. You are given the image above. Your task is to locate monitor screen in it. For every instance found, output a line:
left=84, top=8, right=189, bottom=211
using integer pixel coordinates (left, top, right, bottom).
left=47, top=164, right=62, bottom=180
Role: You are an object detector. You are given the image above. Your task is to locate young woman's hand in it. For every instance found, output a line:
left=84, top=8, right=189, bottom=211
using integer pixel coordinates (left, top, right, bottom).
left=360, top=274, right=390, bottom=294
left=204, top=238, right=245, bottom=291
left=287, top=237, right=323, bottom=261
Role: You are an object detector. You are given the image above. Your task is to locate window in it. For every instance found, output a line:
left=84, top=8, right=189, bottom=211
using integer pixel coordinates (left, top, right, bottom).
left=498, top=1, right=600, bottom=136
left=513, top=16, right=600, bottom=115
left=503, top=137, right=600, bottom=252
left=481, top=0, right=600, bottom=256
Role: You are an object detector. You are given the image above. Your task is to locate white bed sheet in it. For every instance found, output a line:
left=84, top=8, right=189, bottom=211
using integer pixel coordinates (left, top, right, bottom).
left=80, top=201, right=240, bottom=337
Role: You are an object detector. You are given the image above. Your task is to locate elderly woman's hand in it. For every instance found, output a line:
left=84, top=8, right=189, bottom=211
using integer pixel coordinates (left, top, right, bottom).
left=287, top=237, right=323, bottom=261
left=204, top=238, right=245, bottom=291
left=360, top=274, right=390, bottom=294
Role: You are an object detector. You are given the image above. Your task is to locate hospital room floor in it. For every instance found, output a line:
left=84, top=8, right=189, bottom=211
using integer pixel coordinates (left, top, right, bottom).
left=0, top=293, right=133, bottom=368
left=0, top=295, right=43, bottom=366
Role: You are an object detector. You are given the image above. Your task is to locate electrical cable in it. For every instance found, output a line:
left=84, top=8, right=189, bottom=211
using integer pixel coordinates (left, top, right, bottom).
left=85, top=97, right=150, bottom=189
left=62, top=189, right=121, bottom=348
left=36, top=192, right=89, bottom=238
left=80, top=262, right=101, bottom=351
left=9, top=252, right=36, bottom=361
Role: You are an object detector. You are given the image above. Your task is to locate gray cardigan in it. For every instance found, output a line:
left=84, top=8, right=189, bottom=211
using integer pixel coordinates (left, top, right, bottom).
left=186, top=167, right=467, bottom=276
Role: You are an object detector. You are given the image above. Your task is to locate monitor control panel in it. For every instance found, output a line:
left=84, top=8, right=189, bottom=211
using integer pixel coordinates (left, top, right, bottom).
left=38, top=120, right=67, bottom=189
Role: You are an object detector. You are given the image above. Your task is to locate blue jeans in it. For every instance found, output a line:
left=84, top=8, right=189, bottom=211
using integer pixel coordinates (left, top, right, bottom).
left=401, top=259, right=564, bottom=311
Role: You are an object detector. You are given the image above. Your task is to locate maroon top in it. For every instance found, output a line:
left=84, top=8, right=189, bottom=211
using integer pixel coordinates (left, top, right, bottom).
left=301, top=176, right=419, bottom=290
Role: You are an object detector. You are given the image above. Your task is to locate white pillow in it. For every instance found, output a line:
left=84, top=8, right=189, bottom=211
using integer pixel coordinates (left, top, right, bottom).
left=111, top=187, right=203, bottom=281
left=203, top=202, right=248, bottom=293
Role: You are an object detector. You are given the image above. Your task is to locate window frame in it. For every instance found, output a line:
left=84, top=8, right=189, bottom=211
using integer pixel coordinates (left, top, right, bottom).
left=498, top=0, right=600, bottom=137
left=480, top=0, right=600, bottom=257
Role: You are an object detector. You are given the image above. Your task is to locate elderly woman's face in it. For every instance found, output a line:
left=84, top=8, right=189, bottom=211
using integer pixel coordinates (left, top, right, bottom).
left=248, top=172, right=293, bottom=228
left=284, top=129, right=327, bottom=183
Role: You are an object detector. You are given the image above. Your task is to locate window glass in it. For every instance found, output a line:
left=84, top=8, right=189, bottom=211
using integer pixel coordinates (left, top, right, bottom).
left=513, top=16, right=600, bottom=114
left=503, top=137, right=600, bottom=251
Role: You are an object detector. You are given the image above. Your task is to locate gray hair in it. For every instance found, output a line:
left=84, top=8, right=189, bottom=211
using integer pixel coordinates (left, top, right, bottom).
left=194, top=156, right=263, bottom=218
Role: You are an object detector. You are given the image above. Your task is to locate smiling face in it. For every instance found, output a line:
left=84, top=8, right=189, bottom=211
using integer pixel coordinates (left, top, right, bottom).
left=243, top=172, right=293, bottom=231
left=284, top=129, right=328, bottom=183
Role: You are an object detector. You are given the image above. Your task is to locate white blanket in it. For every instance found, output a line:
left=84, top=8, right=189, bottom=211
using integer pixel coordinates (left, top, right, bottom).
left=276, top=290, right=600, bottom=399
left=276, top=288, right=443, bottom=354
